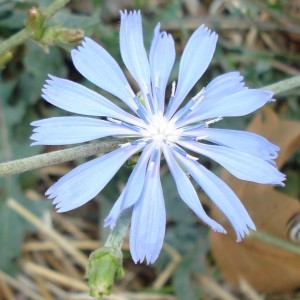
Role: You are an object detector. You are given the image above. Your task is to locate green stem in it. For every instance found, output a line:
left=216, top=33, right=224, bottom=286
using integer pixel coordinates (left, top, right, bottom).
left=263, top=75, right=300, bottom=94
left=0, top=30, right=31, bottom=56
left=0, top=0, right=70, bottom=56
left=0, top=140, right=126, bottom=177
left=250, top=231, right=300, bottom=256
left=43, top=0, right=70, bottom=20
left=0, top=97, right=13, bottom=191
left=104, top=208, right=133, bottom=249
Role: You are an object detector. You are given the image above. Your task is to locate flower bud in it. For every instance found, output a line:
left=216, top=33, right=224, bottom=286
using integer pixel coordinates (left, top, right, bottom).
left=86, top=247, right=124, bottom=298
left=25, top=7, right=45, bottom=40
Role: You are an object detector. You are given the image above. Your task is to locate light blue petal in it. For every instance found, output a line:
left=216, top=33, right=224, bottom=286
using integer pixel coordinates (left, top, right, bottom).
left=120, top=11, right=150, bottom=94
left=204, top=72, right=246, bottom=98
left=30, top=116, right=140, bottom=145
left=130, top=149, right=166, bottom=264
left=71, top=37, right=137, bottom=110
left=182, top=89, right=273, bottom=125
left=174, top=152, right=255, bottom=241
left=42, top=75, right=144, bottom=127
left=46, top=143, right=145, bottom=212
left=149, top=24, right=175, bottom=112
left=173, top=72, right=246, bottom=125
left=166, top=25, right=218, bottom=117
left=162, top=144, right=226, bottom=233
left=183, top=128, right=279, bottom=160
left=104, top=143, right=155, bottom=229
left=178, top=140, right=285, bottom=185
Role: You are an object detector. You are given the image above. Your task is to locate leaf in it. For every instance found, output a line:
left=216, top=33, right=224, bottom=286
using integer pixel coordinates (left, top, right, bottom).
left=0, top=78, right=39, bottom=161
left=173, top=230, right=209, bottom=300
left=0, top=177, right=50, bottom=274
left=210, top=107, right=300, bottom=293
left=22, top=40, right=67, bottom=105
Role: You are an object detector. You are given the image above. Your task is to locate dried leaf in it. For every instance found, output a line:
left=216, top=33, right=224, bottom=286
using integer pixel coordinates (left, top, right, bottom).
left=210, top=107, right=300, bottom=293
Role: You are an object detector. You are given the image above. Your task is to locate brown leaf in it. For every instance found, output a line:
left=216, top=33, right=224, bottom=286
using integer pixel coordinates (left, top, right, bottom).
left=210, top=107, right=300, bottom=293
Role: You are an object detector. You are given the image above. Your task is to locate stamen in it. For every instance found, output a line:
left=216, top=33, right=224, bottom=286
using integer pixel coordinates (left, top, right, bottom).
left=186, top=153, right=199, bottom=161
left=171, top=81, right=176, bottom=97
left=196, top=135, right=209, bottom=141
left=205, top=117, right=223, bottom=126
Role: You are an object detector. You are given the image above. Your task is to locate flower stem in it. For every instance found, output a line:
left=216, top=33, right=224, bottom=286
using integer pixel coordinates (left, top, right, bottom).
left=86, top=209, right=132, bottom=298
left=250, top=231, right=300, bottom=256
left=263, top=75, right=300, bottom=95
left=104, top=208, right=133, bottom=249
left=0, top=140, right=126, bottom=177
left=0, top=30, right=31, bottom=57
left=0, top=0, right=70, bottom=56
left=43, top=0, right=70, bottom=20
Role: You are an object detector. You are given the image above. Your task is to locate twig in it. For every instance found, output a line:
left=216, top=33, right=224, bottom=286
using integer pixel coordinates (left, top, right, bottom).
left=7, top=198, right=89, bottom=268
left=22, top=261, right=89, bottom=291
left=239, top=278, right=264, bottom=300
left=23, top=240, right=100, bottom=252
left=0, top=271, right=43, bottom=300
left=196, top=275, right=240, bottom=300
left=0, top=278, right=14, bottom=300
left=152, top=243, right=181, bottom=289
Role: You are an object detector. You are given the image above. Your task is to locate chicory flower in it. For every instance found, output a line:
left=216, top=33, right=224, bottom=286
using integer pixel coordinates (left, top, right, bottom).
left=31, top=11, right=285, bottom=264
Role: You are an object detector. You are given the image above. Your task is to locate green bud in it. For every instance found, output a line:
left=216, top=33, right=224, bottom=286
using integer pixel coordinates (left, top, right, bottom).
left=24, top=7, right=45, bottom=40
left=41, top=27, right=84, bottom=46
left=86, top=247, right=124, bottom=299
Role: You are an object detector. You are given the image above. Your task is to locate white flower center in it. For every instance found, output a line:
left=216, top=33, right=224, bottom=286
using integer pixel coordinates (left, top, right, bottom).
left=143, top=114, right=180, bottom=145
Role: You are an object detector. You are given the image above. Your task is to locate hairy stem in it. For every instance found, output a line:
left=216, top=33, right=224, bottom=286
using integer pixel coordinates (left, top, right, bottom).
left=43, top=0, right=70, bottom=20
left=0, top=140, right=125, bottom=177
left=250, top=231, right=300, bottom=256
left=104, top=208, right=133, bottom=249
left=264, top=75, right=300, bottom=94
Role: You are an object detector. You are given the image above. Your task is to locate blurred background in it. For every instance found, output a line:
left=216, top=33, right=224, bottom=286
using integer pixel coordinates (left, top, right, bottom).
left=0, top=0, right=299, bottom=299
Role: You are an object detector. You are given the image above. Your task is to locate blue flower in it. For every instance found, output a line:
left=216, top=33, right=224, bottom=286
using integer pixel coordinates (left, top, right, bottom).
left=31, top=11, right=285, bottom=264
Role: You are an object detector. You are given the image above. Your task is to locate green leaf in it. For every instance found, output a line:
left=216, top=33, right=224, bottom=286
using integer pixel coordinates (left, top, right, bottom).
left=22, top=40, right=67, bottom=105
left=0, top=177, right=50, bottom=274
left=49, top=10, right=99, bottom=33
left=173, top=230, right=209, bottom=300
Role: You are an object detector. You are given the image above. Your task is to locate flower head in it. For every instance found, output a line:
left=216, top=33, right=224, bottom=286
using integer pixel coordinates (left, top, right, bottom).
left=31, top=11, right=285, bottom=264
